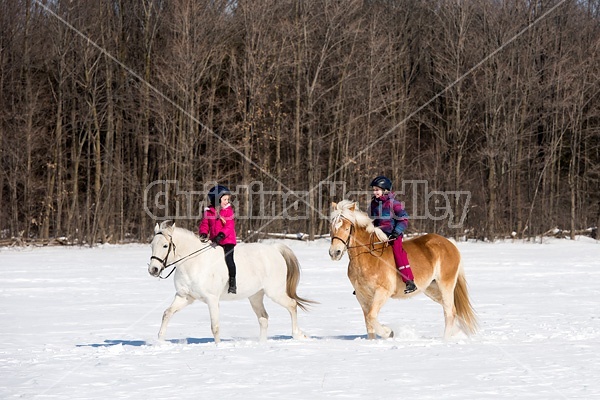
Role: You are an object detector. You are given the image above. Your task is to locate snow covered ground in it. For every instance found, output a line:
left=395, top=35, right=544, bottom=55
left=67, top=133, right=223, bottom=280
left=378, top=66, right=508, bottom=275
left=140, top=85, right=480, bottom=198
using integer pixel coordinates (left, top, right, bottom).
left=1, top=237, right=599, bottom=399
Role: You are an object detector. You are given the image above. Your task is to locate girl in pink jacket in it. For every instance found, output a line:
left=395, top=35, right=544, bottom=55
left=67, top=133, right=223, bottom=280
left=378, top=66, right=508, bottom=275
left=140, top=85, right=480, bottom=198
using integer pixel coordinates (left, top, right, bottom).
left=198, top=185, right=238, bottom=293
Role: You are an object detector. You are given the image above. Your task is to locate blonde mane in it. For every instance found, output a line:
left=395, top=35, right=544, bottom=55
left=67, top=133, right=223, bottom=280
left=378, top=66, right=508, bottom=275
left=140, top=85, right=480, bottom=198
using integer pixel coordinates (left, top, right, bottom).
left=331, top=200, right=388, bottom=242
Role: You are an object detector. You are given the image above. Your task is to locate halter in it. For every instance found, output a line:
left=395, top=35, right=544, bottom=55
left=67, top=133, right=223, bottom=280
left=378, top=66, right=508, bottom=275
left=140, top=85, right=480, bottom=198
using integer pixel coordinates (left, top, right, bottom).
left=150, top=231, right=213, bottom=279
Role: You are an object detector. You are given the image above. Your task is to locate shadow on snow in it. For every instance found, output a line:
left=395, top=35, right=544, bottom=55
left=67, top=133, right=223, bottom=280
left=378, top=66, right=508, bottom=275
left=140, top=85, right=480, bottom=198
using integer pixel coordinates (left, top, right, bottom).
left=76, top=334, right=369, bottom=348
left=76, top=338, right=215, bottom=347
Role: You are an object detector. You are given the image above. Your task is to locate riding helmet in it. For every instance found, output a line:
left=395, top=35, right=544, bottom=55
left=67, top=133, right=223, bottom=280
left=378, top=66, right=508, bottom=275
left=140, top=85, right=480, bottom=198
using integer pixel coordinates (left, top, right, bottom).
left=370, top=176, right=392, bottom=191
left=207, top=185, right=231, bottom=206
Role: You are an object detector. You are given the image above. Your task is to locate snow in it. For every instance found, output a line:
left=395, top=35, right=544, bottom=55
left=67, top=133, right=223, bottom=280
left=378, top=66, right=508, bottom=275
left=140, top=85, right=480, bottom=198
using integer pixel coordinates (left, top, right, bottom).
left=1, top=237, right=599, bottom=399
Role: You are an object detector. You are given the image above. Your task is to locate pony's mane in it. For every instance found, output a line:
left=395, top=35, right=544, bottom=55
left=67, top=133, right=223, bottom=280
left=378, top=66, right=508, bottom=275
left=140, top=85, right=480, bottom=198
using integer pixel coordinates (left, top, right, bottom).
left=159, top=224, right=200, bottom=242
left=174, top=226, right=199, bottom=240
left=331, top=200, right=388, bottom=241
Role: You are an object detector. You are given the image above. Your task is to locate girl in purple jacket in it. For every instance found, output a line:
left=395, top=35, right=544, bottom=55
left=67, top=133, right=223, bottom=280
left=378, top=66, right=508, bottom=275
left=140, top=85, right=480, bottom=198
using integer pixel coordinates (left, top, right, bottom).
left=369, top=176, right=417, bottom=294
left=199, top=185, right=238, bottom=294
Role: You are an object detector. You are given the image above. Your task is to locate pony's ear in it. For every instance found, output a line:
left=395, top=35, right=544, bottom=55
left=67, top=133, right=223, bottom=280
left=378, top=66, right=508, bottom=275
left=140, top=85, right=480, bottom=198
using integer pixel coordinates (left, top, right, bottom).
left=159, top=220, right=173, bottom=230
left=348, top=202, right=356, bottom=211
left=154, top=223, right=160, bottom=234
left=331, top=202, right=337, bottom=210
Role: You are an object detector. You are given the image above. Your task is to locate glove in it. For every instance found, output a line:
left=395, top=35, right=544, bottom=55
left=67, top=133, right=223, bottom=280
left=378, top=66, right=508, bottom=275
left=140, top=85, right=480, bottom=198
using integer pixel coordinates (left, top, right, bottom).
left=199, top=233, right=209, bottom=241
left=388, top=231, right=401, bottom=241
left=211, top=232, right=226, bottom=248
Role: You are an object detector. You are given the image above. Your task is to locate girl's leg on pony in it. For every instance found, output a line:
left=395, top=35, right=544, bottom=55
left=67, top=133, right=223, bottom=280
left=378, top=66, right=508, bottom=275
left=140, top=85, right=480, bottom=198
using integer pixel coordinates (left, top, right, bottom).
left=222, top=244, right=237, bottom=294
left=391, top=237, right=414, bottom=282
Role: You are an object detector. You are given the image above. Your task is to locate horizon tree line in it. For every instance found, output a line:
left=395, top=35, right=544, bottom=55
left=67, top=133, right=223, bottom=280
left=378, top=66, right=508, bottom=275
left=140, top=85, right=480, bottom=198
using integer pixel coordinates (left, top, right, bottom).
left=1, top=0, right=599, bottom=245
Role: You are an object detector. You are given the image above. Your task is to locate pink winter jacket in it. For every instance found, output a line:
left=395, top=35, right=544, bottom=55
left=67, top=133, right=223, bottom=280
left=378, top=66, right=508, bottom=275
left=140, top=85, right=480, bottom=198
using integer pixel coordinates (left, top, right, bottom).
left=198, top=204, right=237, bottom=246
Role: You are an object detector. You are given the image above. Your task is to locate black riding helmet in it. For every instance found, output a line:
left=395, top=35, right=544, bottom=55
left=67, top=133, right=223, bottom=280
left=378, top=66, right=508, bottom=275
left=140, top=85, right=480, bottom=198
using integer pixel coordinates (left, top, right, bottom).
left=207, top=185, right=231, bottom=206
left=370, top=176, right=392, bottom=191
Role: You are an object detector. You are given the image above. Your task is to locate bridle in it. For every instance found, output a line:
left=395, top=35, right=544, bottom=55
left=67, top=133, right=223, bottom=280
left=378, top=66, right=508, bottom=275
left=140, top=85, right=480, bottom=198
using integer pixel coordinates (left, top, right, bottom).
left=331, top=215, right=355, bottom=248
left=330, top=214, right=391, bottom=257
left=150, top=231, right=213, bottom=279
left=149, top=232, right=178, bottom=279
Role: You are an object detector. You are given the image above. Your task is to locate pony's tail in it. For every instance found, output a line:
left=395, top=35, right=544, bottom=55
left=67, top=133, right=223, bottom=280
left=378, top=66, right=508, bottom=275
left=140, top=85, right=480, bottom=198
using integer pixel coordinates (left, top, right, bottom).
left=454, top=262, right=479, bottom=335
left=276, top=244, right=317, bottom=312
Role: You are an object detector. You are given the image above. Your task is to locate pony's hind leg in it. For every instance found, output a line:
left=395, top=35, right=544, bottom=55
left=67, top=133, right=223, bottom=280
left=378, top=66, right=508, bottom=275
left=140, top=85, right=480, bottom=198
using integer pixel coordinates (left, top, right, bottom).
left=424, top=280, right=457, bottom=338
left=248, top=290, right=269, bottom=341
left=438, top=281, right=459, bottom=339
left=158, top=294, right=194, bottom=341
left=268, top=292, right=306, bottom=339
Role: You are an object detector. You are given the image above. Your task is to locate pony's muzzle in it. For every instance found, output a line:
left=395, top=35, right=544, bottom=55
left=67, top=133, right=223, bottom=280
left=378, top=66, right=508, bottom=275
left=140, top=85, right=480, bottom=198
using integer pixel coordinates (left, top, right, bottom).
left=148, top=264, right=162, bottom=277
left=329, top=248, right=343, bottom=261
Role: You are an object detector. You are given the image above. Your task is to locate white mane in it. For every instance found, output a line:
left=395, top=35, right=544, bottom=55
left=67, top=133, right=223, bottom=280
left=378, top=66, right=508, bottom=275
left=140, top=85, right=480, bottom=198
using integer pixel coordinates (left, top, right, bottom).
left=155, top=223, right=202, bottom=249
left=331, top=200, right=388, bottom=242
left=171, top=226, right=200, bottom=241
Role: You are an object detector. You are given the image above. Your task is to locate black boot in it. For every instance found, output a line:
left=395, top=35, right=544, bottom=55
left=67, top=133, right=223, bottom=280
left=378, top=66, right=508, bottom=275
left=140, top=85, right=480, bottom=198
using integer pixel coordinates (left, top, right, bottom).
left=228, top=276, right=237, bottom=294
left=404, top=280, right=417, bottom=294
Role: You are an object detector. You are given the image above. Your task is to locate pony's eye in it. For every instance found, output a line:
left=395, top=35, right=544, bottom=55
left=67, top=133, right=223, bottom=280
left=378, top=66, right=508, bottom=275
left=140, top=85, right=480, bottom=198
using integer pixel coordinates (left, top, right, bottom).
left=163, top=244, right=168, bottom=248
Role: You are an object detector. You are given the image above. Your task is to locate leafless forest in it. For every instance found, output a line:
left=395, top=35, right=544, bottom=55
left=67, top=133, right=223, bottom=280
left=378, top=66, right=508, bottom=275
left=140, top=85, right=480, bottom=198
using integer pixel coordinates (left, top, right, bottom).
left=1, top=0, right=599, bottom=244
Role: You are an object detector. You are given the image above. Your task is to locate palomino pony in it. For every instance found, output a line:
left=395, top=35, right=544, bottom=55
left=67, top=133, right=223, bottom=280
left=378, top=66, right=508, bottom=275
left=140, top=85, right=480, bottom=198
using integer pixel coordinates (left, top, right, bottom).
left=329, top=200, right=478, bottom=339
left=148, top=222, right=314, bottom=343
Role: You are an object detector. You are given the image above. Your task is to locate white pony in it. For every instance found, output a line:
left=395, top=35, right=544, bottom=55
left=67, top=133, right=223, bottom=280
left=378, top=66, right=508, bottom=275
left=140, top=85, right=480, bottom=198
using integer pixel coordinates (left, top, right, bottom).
left=148, top=222, right=314, bottom=344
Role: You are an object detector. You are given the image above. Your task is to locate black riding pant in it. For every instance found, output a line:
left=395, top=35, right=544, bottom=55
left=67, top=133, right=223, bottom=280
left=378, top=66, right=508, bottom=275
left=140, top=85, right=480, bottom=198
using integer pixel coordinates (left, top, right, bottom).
left=221, top=244, right=236, bottom=279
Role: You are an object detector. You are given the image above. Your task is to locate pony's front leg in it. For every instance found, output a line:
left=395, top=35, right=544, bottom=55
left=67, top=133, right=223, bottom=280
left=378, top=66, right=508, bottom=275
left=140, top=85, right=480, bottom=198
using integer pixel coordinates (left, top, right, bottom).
left=206, top=296, right=221, bottom=344
left=158, top=294, right=193, bottom=340
left=358, top=290, right=393, bottom=339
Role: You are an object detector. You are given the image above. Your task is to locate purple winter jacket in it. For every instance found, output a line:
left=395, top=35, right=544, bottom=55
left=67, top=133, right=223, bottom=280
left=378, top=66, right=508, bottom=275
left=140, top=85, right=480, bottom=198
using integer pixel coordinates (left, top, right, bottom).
left=368, top=192, right=409, bottom=237
left=198, top=204, right=237, bottom=245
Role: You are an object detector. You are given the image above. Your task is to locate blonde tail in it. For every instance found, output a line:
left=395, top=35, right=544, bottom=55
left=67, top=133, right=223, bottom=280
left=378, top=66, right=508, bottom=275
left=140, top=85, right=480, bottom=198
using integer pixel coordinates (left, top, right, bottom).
left=454, top=264, right=479, bottom=335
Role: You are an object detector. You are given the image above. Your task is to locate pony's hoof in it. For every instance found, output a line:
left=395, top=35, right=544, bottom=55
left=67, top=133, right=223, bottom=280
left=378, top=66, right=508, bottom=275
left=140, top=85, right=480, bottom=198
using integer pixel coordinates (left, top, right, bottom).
left=381, top=326, right=394, bottom=339
left=293, top=331, right=308, bottom=340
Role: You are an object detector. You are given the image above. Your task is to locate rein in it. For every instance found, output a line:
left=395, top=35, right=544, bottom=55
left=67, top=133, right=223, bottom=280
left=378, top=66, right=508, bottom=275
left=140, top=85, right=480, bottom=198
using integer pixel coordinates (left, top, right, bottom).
left=150, top=232, right=213, bottom=279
